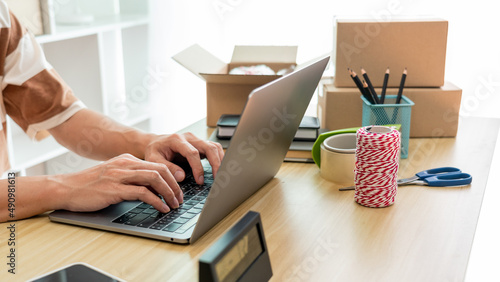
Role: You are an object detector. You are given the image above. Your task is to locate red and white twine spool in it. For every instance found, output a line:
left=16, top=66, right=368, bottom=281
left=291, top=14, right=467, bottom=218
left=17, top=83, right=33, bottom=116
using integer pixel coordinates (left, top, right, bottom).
left=354, top=126, right=401, bottom=208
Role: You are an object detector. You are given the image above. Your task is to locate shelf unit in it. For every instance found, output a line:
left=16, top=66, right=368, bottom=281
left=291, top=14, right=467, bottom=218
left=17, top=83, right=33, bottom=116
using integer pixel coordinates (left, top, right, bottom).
left=6, top=0, right=152, bottom=176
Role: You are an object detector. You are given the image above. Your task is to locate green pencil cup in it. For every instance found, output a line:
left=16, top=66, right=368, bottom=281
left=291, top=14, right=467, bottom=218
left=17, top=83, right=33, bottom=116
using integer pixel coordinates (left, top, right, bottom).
left=361, top=95, right=414, bottom=159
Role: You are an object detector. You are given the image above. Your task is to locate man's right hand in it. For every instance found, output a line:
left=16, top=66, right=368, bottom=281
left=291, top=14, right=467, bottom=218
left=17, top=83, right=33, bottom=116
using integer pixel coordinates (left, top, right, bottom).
left=55, top=154, right=183, bottom=213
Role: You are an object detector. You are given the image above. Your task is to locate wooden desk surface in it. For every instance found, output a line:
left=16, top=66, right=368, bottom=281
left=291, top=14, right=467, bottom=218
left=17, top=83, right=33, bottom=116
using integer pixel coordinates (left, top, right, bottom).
left=1, top=116, right=498, bottom=281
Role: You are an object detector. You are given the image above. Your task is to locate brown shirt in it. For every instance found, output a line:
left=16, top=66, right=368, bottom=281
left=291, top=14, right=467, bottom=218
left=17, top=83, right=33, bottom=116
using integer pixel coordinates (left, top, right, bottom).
left=0, top=3, right=85, bottom=173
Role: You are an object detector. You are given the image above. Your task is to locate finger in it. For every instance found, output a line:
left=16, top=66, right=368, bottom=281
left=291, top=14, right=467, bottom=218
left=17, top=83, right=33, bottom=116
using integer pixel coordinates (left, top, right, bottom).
left=147, top=150, right=186, bottom=181
left=120, top=169, right=180, bottom=209
left=183, top=134, right=224, bottom=178
left=166, top=135, right=206, bottom=185
left=113, top=155, right=183, bottom=204
left=154, top=158, right=186, bottom=204
left=120, top=185, right=171, bottom=213
left=139, top=155, right=184, bottom=203
left=207, top=141, right=224, bottom=176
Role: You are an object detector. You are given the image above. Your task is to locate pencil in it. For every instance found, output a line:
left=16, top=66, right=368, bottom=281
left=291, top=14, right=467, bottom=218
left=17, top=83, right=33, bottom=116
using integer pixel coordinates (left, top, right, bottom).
left=362, top=80, right=376, bottom=104
left=380, top=67, right=389, bottom=104
left=352, top=70, right=376, bottom=104
left=361, top=68, right=379, bottom=104
left=395, top=68, right=407, bottom=104
left=348, top=68, right=365, bottom=94
left=347, top=68, right=363, bottom=93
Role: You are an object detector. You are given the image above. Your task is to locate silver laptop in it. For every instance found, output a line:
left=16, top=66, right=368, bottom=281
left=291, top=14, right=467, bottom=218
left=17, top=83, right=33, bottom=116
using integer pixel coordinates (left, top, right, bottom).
left=49, top=56, right=329, bottom=244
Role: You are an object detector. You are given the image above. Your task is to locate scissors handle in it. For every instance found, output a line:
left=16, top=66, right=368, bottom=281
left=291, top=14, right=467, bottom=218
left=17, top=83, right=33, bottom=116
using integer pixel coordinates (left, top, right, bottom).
left=416, top=167, right=461, bottom=179
left=424, top=173, right=472, bottom=187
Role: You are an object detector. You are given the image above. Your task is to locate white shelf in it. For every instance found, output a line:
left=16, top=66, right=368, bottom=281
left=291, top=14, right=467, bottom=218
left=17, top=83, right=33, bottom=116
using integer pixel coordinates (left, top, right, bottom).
left=36, top=14, right=149, bottom=44
left=6, top=1, right=152, bottom=176
left=10, top=133, right=69, bottom=171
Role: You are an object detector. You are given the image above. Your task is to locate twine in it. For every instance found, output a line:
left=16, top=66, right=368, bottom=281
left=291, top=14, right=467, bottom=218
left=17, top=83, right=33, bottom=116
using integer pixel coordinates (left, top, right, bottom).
left=354, top=126, right=401, bottom=208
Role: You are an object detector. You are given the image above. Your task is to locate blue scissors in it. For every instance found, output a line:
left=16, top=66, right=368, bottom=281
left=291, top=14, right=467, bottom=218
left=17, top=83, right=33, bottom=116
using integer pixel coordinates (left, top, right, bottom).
left=397, top=167, right=472, bottom=187
left=339, top=167, right=472, bottom=191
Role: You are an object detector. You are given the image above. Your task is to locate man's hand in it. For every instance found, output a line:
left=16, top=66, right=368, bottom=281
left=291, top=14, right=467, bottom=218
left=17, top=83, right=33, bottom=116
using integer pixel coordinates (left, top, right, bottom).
left=55, top=154, right=183, bottom=213
left=144, top=132, right=224, bottom=185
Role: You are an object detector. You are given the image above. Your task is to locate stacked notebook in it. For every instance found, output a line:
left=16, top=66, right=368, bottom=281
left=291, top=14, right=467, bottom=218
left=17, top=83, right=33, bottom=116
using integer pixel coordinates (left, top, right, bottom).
left=216, top=114, right=320, bottom=141
left=211, top=115, right=322, bottom=162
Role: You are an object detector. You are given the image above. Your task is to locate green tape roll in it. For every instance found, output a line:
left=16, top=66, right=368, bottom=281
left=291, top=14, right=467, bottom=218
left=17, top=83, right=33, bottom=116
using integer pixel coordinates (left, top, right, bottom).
left=312, top=124, right=401, bottom=167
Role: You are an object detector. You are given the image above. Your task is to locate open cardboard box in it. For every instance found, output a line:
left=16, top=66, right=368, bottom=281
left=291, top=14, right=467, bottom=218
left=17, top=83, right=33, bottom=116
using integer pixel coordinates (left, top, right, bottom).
left=173, top=44, right=298, bottom=126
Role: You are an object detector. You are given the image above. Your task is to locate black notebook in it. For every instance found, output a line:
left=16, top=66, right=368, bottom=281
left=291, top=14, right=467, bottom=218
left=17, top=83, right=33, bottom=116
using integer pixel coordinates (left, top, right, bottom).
left=216, top=114, right=320, bottom=141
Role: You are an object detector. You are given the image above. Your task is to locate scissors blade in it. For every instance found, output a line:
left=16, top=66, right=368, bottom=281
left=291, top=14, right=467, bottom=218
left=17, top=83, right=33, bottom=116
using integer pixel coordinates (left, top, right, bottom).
left=339, top=185, right=355, bottom=191
left=397, top=175, right=419, bottom=185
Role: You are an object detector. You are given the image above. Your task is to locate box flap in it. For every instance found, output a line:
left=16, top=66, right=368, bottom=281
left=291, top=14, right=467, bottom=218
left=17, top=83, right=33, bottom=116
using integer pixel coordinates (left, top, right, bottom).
left=335, top=17, right=447, bottom=23
left=200, top=73, right=281, bottom=84
left=230, top=46, right=297, bottom=64
left=172, top=44, right=227, bottom=80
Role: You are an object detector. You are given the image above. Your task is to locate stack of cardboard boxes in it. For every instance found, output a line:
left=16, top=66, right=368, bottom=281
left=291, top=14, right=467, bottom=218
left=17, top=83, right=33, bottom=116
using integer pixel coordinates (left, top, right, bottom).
left=318, top=18, right=462, bottom=137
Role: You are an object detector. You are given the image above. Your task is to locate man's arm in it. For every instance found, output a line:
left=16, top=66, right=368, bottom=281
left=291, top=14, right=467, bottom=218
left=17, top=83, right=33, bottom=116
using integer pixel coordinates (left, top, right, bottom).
left=0, top=154, right=180, bottom=222
left=0, top=109, right=224, bottom=223
left=48, top=108, right=224, bottom=184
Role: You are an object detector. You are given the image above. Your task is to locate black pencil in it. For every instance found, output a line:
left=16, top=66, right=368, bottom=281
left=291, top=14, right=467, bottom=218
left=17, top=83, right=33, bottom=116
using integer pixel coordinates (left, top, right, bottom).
left=380, top=67, right=389, bottom=104
left=352, top=70, right=376, bottom=104
left=361, top=68, right=379, bottom=104
left=395, top=68, right=407, bottom=104
left=348, top=68, right=365, bottom=95
left=362, top=80, right=376, bottom=104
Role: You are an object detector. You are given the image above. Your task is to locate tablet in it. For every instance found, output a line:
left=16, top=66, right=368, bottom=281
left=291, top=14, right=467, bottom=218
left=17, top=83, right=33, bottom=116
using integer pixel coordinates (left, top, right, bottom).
left=28, top=262, right=125, bottom=282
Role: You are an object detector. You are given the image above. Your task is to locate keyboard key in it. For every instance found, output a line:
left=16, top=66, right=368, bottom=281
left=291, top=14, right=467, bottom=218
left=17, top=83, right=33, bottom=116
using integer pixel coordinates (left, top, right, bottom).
left=142, top=208, right=157, bottom=214
left=150, top=221, right=169, bottom=230
left=185, top=190, right=198, bottom=197
left=158, top=216, right=175, bottom=224
left=138, top=203, right=153, bottom=209
left=124, top=213, right=150, bottom=226
left=112, top=213, right=133, bottom=224
left=163, top=223, right=182, bottom=232
left=192, top=196, right=205, bottom=201
left=175, top=214, right=200, bottom=234
left=136, top=217, right=158, bottom=228
left=128, top=207, right=146, bottom=214
left=180, top=203, right=194, bottom=209
left=177, top=207, right=191, bottom=213
left=173, top=217, right=190, bottom=224
left=181, top=212, right=197, bottom=219
left=185, top=200, right=199, bottom=206
left=191, top=207, right=202, bottom=214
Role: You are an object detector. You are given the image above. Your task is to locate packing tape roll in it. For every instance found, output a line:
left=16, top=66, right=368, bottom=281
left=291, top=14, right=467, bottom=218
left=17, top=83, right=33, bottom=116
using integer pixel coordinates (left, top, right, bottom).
left=320, top=133, right=357, bottom=185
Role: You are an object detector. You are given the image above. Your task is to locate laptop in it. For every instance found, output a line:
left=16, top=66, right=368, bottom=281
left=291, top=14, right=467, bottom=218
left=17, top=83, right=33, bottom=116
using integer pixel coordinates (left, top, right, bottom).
left=49, top=56, right=329, bottom=244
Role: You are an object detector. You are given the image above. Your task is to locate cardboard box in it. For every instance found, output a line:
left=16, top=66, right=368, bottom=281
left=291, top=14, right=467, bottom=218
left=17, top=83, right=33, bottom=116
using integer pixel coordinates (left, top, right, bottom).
left=173, top=44, right=297, bottom=126
left=318, top=81, right=462, bottom=137
left=334, top=18, right=448, bottom=87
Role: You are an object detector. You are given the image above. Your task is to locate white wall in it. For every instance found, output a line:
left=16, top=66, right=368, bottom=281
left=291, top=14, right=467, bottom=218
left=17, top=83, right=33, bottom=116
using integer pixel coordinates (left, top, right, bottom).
left=149, top=0, right=500, bottom=134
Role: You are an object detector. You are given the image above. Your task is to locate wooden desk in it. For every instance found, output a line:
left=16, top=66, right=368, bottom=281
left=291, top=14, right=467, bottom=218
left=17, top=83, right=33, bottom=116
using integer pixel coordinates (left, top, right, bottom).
left=1, top=116, right=498, bottom=281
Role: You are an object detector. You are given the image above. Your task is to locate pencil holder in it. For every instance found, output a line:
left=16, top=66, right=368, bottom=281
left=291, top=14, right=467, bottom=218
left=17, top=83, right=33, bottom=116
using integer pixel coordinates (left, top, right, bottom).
left=361, top=95, right=414, bottom=158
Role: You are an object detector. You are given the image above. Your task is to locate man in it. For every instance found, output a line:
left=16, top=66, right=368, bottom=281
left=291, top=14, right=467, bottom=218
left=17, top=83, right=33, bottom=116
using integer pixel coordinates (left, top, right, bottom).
left=0, top=3, right=223, bottom=222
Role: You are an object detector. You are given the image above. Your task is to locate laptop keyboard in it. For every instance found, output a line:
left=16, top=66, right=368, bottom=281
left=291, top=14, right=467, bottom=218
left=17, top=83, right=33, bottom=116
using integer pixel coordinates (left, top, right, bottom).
left=112, top=167, right=213, bottom=234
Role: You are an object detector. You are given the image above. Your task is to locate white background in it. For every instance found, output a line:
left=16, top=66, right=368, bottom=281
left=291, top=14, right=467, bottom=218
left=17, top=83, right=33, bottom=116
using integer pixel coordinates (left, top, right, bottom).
left=148, top=1, right=499, bottom=280
left=149, top=0, right=500, bottom=134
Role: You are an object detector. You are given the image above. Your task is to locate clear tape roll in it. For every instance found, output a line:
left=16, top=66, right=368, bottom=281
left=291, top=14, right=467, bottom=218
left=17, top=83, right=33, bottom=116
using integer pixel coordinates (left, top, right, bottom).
left=320, top=133, right=357, bottom=185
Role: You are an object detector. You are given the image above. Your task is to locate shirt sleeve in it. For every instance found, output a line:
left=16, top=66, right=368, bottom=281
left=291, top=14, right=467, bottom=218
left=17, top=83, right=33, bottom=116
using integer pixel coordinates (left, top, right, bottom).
left=1, top=8, right=85, bottom=140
